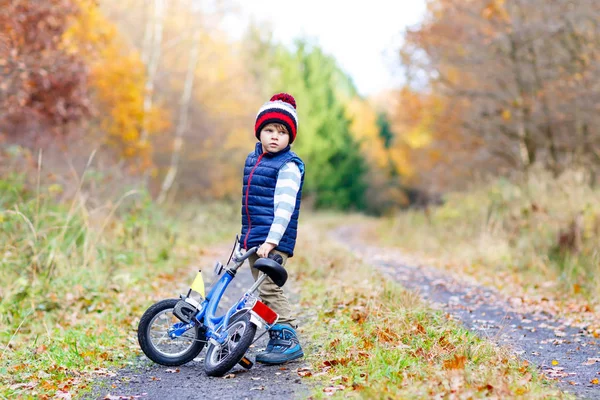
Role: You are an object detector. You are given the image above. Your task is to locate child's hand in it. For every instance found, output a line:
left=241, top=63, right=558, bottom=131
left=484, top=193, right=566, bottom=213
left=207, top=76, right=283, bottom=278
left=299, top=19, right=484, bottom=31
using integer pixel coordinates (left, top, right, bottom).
left=257, top=242, right=276, bottom=258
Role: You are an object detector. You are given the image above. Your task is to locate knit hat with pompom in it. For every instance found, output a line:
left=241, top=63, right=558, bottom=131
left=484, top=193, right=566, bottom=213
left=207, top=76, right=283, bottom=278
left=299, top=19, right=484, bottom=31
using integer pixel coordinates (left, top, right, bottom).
left=255, top=93, right=298, bottom=143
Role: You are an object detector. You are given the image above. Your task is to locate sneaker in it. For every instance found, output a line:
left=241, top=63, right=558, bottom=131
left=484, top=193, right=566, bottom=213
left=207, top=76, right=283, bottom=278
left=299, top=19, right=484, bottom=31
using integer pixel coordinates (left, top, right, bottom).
left=255, top=324, right=304, bottom=365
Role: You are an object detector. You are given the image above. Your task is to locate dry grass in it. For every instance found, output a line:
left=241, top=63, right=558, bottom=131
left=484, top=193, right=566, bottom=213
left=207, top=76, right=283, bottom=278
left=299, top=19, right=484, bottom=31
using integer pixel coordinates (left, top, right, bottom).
left=370, top=169, right=600, bottom=333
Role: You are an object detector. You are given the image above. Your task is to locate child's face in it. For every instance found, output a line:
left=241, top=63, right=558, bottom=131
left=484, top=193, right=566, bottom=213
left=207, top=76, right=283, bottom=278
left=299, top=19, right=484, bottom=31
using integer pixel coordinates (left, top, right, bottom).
left=260, top=124, right=290, bottom=153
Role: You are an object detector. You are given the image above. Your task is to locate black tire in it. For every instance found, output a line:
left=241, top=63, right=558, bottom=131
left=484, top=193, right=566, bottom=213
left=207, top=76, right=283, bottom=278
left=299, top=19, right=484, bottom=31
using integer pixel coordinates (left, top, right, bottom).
left=204, top=311, right=256, bottom=377
left=138, top=299, right=205, bottom=366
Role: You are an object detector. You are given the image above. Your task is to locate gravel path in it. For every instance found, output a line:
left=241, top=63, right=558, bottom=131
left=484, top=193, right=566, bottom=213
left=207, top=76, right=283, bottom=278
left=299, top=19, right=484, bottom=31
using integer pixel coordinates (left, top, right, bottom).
left=84, top=246, right=310, bottom=400
left=332, top=225, right=600, bottom=400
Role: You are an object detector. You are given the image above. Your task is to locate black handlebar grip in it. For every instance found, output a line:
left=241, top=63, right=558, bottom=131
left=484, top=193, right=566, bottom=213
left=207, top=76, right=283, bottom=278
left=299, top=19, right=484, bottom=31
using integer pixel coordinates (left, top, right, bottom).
left=269, top=253, right=283, bottom=265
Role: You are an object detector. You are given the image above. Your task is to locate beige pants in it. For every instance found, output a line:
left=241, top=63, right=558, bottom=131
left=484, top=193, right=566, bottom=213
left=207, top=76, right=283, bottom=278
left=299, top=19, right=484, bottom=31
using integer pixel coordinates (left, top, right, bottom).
left=249, top=249, right=297, bottom=328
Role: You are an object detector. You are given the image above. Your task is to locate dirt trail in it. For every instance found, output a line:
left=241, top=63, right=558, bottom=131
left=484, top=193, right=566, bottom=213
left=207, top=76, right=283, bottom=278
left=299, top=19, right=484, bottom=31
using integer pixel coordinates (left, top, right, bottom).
left=332, top=225, right=600, bottom=400
left=85, top=243, right=310, bottom=400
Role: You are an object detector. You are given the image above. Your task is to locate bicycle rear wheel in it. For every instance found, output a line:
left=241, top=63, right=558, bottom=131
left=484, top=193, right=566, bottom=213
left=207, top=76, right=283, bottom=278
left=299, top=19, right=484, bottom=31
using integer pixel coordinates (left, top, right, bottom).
left=204, top=311, right=256, bottom=376
left=138, top=299, right=205, bottom=366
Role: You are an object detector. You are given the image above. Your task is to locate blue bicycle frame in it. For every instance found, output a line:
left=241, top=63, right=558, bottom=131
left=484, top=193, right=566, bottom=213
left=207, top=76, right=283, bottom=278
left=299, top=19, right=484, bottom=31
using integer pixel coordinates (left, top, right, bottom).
left=168, top=245, right=267, bottom=345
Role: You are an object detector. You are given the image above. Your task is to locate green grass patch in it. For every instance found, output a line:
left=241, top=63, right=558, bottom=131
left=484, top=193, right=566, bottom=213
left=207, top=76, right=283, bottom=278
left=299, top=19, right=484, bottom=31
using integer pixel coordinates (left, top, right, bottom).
left=0, top=174, right=239, bottom=399
left=292, top=216, right=568, bottom=398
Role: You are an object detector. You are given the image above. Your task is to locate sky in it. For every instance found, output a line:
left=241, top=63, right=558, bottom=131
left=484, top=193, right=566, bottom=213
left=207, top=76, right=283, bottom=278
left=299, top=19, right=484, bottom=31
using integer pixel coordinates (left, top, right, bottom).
left=223, top=1, right=427, bottom=97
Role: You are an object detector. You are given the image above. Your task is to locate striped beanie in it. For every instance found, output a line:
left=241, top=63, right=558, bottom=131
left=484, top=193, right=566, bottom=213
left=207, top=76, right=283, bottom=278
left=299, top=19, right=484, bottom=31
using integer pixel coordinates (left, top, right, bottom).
left=255, top=93, right=298, bottom=143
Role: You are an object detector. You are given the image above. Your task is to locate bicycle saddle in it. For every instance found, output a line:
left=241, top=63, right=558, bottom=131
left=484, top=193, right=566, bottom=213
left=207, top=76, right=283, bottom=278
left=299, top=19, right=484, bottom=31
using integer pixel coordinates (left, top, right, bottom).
left=253, top=257, right=288, bottom=287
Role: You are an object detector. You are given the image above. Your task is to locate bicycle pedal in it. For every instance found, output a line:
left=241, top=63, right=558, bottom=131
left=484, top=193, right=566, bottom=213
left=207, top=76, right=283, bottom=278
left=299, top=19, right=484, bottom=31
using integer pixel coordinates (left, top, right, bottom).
left=238, top=356, right=253, bottom=369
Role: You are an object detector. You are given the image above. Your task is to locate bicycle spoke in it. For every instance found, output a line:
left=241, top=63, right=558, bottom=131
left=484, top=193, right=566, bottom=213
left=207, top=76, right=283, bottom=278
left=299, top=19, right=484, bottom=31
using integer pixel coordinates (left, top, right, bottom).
left=147, top=308, right=197, bottom=358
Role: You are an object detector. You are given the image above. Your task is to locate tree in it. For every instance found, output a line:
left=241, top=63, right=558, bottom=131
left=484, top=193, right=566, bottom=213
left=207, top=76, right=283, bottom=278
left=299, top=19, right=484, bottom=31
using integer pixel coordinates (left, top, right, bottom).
left=62, top=0, right=169, bottom=170
left=397, top=0, right=600, bottom=187
left=156, top=25, right=201, bottom=204
left=0, top=0, right=90, bottom=147
left=269, top=41, right=368, bottom=210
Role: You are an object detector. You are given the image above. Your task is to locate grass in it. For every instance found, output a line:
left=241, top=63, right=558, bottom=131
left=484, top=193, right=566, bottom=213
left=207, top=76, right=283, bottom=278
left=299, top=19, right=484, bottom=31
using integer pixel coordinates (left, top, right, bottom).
left=365, top=170, right=600, bottom=333
left=0, top=170, right=572, bottom=399
left=290, top=215, right=568, bottom=399
left=0, top=173, right=239, bottom=399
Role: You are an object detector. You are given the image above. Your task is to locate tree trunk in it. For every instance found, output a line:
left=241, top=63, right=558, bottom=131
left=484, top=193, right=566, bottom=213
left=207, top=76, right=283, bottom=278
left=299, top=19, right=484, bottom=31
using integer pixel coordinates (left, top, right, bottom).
left=156, top=28, right=201, bottom=204
left=140, top=0, right=165, bottom=144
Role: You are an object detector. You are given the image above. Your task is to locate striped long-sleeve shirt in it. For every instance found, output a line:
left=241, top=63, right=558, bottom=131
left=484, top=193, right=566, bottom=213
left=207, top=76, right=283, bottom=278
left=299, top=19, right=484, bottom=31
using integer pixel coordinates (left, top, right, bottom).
left=265, top=161, right=302, bottom=246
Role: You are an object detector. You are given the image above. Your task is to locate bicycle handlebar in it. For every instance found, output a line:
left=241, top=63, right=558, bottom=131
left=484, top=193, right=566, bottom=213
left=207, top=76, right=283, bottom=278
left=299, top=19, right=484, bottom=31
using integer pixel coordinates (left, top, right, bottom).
left=233, top=246, right=258, bottom=262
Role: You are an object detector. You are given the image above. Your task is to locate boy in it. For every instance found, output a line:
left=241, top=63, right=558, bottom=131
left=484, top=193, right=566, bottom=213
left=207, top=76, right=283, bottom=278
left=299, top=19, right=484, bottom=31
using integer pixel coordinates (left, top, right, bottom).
left=240, top=93, right=305, bottom=364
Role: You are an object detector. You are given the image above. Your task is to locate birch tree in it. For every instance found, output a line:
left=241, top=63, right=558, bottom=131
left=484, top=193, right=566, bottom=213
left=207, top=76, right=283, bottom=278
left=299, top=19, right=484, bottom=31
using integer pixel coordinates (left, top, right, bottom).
left=156, top=26, right=201, bottom=204
left=140, top=0, right=166, bottom=145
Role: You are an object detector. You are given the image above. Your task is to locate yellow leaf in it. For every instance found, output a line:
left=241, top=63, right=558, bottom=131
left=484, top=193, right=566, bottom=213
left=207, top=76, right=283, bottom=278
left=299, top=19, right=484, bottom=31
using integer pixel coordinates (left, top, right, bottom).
left=552, top=360, right=559, bottom=366
left=514, top=387, right=527, bottom=395
left=443, top=354, right=466, bottom=370
left=591, top=378, right=599, bottom=385
left=501, top=109, right=512, bottom=121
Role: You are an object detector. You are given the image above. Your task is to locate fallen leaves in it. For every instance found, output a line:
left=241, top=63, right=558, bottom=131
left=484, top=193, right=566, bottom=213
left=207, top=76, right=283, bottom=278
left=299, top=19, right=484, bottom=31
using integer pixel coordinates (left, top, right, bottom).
left=104, top=395, right=146, bottom=400
left=90, top=368, right=117, bottom=378
left=55, top=391, right=72, bottom=400
left=443, top=354, right=467, bottom=370
left=293, top=223, right=581, bottom=398
left=331, top=375, right=350, bottom=383
left=582, top=358, right=600, bottom=366
left=519, top=373, right=533, bottom=385
left=351, top=306, right=368, bottom=324
left=543, top=367, right=576, bottom=379
left=323, top=358, right=350, bottom=367
left=323, top=384, right=345, bottom=396
left=8, top=382, right=37, bottom=391
left=34, top=344, right=48, bottom=355
left=376, top=326, right=401, bottom=343
left=297, top=367, right=312, bottom=377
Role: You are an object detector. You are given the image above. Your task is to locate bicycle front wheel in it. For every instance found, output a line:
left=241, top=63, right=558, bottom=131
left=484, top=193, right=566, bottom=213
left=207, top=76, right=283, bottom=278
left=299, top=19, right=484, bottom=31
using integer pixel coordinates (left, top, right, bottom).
left=138, top=299, right=205, bottom=366
left=204, top=311, right=256, bottom=377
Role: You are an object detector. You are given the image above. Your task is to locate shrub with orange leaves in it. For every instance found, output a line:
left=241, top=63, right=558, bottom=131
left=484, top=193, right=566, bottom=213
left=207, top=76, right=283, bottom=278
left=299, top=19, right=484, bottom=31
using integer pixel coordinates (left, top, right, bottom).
left=0, top=0, right=90, bottom=145
left=62, top=0, right=170, bottom=171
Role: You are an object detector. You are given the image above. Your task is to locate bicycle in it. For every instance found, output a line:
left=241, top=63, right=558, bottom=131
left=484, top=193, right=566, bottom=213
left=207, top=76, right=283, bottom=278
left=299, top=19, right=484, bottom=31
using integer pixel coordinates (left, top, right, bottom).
left=137, top=236, right=288, bottom=377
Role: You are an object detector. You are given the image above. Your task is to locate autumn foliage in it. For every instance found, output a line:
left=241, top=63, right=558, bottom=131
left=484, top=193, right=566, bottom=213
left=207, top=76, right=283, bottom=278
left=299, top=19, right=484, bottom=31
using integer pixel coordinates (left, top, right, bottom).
left=394, top=0, right=600, bottom=189
left=63, top=0, right=170, bottom=170
left=0, top=0, right=90, bottom=144
left=1, top=0, right=412, bottom=211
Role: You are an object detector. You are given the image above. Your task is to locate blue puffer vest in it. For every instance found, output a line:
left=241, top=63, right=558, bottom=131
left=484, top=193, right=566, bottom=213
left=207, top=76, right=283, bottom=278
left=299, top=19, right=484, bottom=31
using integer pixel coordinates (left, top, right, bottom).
left=240, top=142, right=305, bottom=257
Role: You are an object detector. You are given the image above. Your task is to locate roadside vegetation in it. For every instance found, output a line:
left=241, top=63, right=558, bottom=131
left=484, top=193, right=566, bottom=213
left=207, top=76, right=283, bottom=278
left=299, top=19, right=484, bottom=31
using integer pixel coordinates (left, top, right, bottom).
left=287, top=216, right=568, bottom=399
left=0, top=173, right=568, bottom=399
left=0, top=173, right=238, bottom=399
left=372, top=170, right=600, bottom=335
